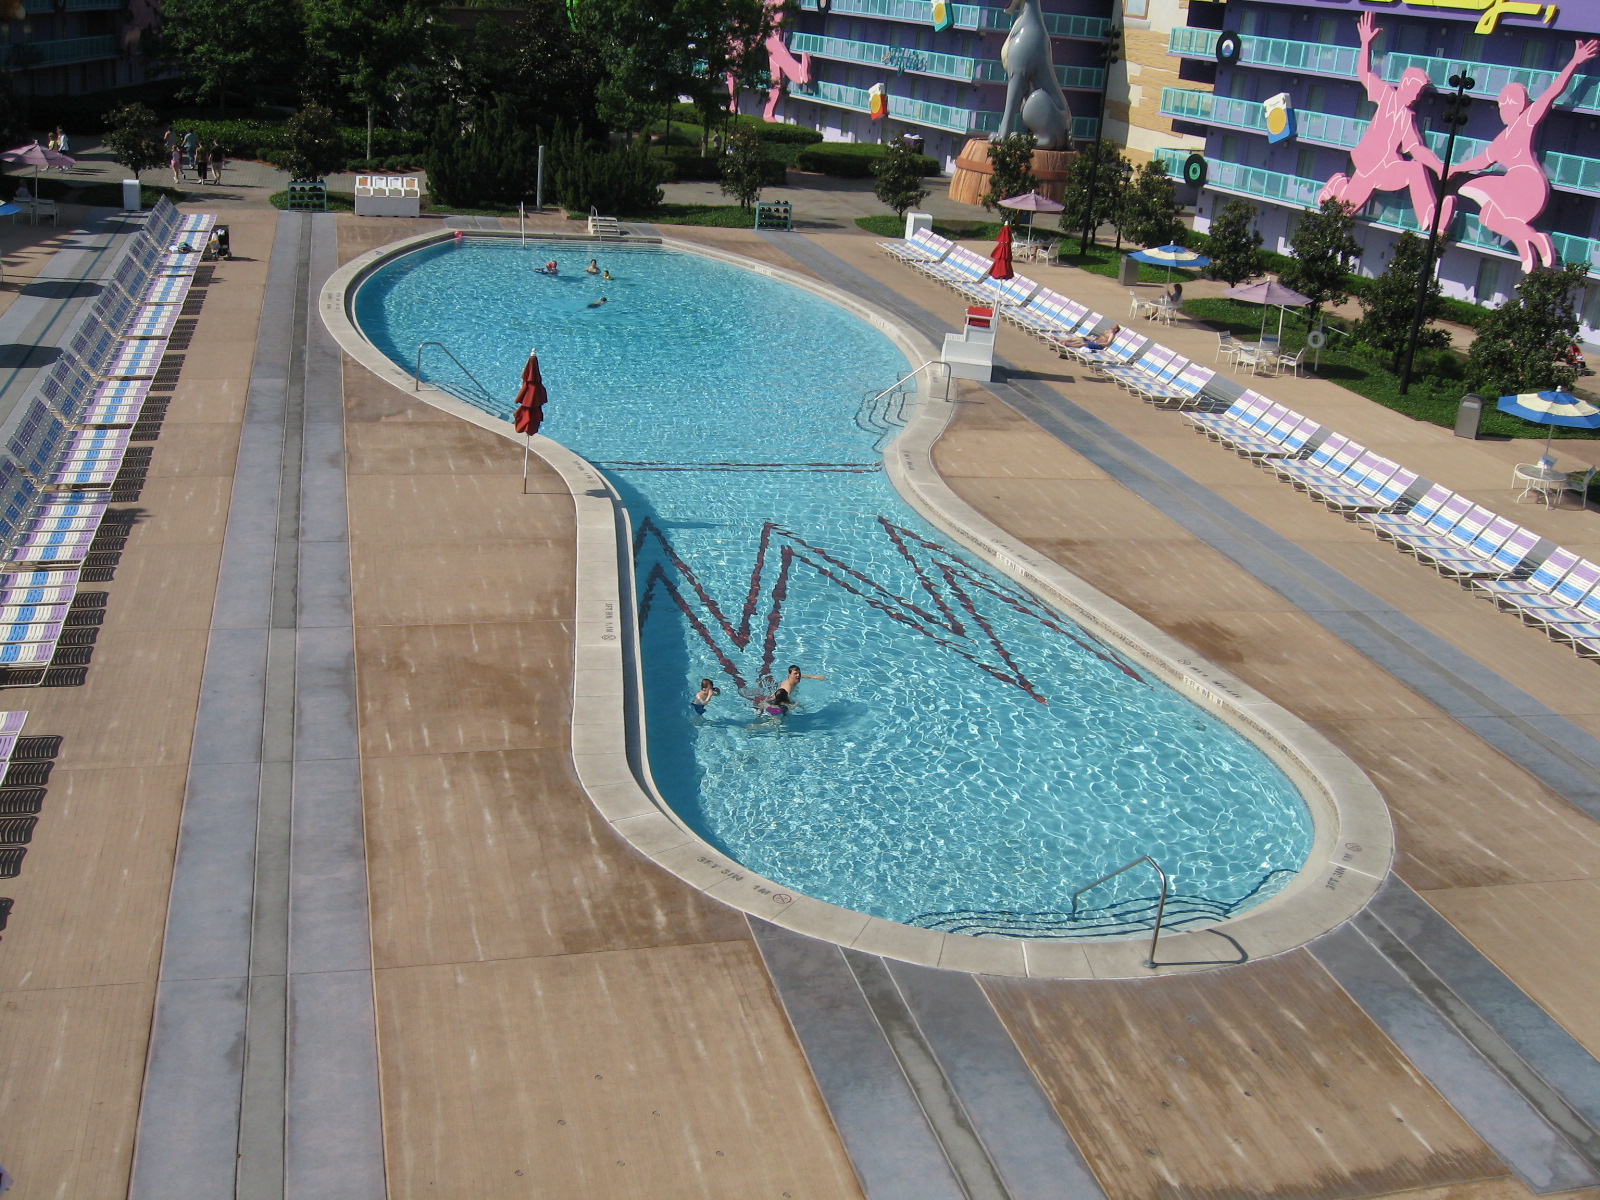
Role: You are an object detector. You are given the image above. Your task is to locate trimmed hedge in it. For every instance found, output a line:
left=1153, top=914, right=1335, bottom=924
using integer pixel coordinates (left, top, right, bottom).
left=658, top=153, right=786, bottom=185
left=795, top=142, right=939, bottom=178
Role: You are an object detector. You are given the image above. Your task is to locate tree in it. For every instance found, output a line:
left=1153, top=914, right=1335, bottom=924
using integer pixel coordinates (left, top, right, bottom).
left=1119, top=159, right=1185, bottom=249
left=1204, top=197, right=1264, bottom=286
left=301, top=0, right=431, bottom=156
left=1057, top=141, right=1128, bottom=248
left=156, top=0, right=300, bottom=113
left=1354, top=232, right=1449, bottom=370
left=426, top=96, right=541, bottom=208
left=872, top=139, right=929, bottom=219
left=1466, top=262, right=1588, bottom=399
left=720, top=130, right=768, bottom=210
left=576, top=0, right=779, bottom=137
left=982, top=133, right=1038, bottom=213
left=280, top=104, right=346, bottom=181
left=103, top=103, right=166, bottom=178
left=1278, top=199, right=1361, bottom=320
left=548, top=122, right=668, bottom=213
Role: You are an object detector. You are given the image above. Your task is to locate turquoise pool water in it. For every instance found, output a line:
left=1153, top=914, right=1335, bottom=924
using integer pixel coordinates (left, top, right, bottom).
left=355, top=238, right=1312, bottom=937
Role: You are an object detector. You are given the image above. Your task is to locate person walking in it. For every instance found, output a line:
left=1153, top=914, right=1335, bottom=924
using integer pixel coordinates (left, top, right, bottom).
left=195, top=148, right=209, bottom=184
left=55, top=127, right=69, bottom=162
left=182, top=129, right=199, bottom=170
left=170, top=145, right=184, bottom=183
left=209, top=140, right=226, bottom=183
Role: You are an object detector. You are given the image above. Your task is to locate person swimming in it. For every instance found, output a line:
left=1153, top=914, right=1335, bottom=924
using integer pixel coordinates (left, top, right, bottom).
left=756, top=686, right=793, bottom=718
left=781, top=664, right=824, bottom=696
left=541, top=260, right=558, bottom=275
left=602, top=269, right=614, bottom=281
left=586, top=259, right=600, bottom=274
left=587, top=296, right=608, bottom=308
left=691, top=678, right=718, bottom=716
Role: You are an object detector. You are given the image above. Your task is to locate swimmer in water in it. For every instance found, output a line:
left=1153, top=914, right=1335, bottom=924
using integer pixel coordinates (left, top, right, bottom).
left=542, top=260, right=558, bottom=275
left=586, top=259, right=600, bottom=274
left=781, top=664, right=825, bottom=697
left=587, top=296, right=608, bottom=308
left=758, top=686, right=793, bottom=718
left=691, top=678, right=718, bottom=716
left=602, top=269, right=614, bottom=281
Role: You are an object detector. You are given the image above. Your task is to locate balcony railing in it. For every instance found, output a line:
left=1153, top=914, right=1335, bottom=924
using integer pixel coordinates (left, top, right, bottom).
left=0, top=35, right=118, bottom=69
left=1206, top=157, right=1599, bottom=272
left=789, top=78, right=983, bottom=131
left=788, top=32, right=1104, bottom=89
left=798, top=0, right=1110, bottom=39
left=790, top=31, right=977, bottom=81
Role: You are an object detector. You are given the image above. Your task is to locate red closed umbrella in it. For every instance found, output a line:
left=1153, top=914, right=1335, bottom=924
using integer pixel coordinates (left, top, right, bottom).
left=514, top=349, right=549, bottom=492
left=989, top=223, right=1013, bottom=281
left=513, top=350, right=548, bottom=435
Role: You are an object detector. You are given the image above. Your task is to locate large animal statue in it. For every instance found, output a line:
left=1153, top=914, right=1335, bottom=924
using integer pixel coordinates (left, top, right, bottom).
left=995, top=0, right=1072, bottom=149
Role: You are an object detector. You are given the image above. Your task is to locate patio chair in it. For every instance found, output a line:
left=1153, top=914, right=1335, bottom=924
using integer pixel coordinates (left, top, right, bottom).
left=1215, top=333, right=1242, bottom=364
left=1276, top=348, right=1307, bottom=378
left=1128, top=291, right=1154, bottom=319
left=1563, top=465, right=1597, bottom=508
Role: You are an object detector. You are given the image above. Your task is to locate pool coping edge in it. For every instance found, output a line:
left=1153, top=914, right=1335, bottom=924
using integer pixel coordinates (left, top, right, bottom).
left=320, top=226, right=1393, bottom=980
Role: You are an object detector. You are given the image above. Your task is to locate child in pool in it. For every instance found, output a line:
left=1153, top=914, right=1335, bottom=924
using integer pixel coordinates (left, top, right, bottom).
left=602, top=269, right=614, bottom=281
left=541, top=260, right=558, bottom=275
left=691, top=678, right=718, bottom=715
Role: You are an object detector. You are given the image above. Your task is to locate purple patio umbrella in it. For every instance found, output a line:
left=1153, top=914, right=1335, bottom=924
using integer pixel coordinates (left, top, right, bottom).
left=1223, top=279, right=1311, bottom=341
left=1, top=141, right=75, bottom=197
left=997, top=190, right=1064, bottom=236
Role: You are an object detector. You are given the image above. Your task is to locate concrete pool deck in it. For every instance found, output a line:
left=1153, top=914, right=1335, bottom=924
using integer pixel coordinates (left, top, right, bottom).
left=0, top=202, right=1598, bottom=1199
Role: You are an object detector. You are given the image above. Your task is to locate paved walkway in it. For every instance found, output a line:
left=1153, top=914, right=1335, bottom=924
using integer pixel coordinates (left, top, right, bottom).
left=1, top=191, right=1599, bottom=1199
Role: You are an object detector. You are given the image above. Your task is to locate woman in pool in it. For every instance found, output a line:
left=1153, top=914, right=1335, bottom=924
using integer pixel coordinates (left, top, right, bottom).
left=755, top=687, right=793, bottom=718
left=691, top=678, right=719, bottom=715
left=586, top=259, right=600, bottom=274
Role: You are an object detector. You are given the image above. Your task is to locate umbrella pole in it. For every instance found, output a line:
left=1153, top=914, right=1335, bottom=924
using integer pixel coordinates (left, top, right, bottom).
left=523, top=432, right=531, bottom=494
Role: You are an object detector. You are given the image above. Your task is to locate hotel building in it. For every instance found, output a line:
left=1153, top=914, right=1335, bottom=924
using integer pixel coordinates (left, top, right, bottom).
left=1157, top=0, right=1600, bottom=336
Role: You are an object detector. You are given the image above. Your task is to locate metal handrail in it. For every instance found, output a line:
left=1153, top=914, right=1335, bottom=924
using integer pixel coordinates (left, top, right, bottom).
left=414, top=340, right=496, bottom=405
left=867, top=359, right=952, bottom=410
left=1071, top=855, right=1169, bottom=968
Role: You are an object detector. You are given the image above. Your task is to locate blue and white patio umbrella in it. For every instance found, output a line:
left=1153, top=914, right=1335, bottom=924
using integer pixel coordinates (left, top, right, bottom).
left=1128, top=243, right=1211, bottom=269
left=1496, top=389, right=1600, bottom=458
left=1128, top=243, right=1210, bottom=286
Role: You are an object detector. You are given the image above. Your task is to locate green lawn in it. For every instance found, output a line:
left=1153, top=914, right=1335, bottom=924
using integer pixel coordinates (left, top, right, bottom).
left=1182, top=296, right=1597, bottom=443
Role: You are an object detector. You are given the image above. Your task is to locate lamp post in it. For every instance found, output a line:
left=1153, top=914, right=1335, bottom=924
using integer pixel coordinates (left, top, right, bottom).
left=1399, top=67, right=1473, bottom=394
left=1078, top=26, right=1121, bottom=257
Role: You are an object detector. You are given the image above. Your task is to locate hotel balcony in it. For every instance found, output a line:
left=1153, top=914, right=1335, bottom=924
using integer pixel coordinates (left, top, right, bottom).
left=1162, top=87, right=1600, bottom=200
left=797, top=0, right=1110, bottom=40
left=0, top=34, right=118, bottom=69
left=787, top=77, right=1099, bottom=138
left=1200, top=157, right=1599, bottom=274
left=1168, top=26, right=1600, bottom=117
left=789, top=31, right=1104, bottom=90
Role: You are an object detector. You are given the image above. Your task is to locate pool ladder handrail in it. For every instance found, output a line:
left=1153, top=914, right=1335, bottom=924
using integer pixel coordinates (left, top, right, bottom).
left=866, top=359, right=953, bottom=411
left=414, top=340, right=497, bottom=407
left=1071, top=855, right=1169, bottom=968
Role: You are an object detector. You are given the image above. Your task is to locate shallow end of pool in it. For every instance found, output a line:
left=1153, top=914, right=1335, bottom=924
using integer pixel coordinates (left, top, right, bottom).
left=322, top=226, right=1394, bottom=980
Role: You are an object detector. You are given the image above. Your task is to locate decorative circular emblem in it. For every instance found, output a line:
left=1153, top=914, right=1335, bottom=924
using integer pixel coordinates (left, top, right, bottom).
left=1182, top=153, right=1207, bottom=189
left=1216, top=31, right=1242, bottom=64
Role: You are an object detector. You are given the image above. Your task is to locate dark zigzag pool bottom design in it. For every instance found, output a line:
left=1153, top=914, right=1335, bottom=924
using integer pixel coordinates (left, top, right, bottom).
left=355, top=238, right=1314, bottom=937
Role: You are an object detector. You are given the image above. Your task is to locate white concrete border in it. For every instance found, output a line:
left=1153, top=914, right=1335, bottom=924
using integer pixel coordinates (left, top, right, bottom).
left=321, top=227, right=1393, bottom=979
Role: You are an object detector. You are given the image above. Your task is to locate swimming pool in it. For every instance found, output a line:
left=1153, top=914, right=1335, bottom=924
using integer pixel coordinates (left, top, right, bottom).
left=354, top=237, right=1315, bottom=938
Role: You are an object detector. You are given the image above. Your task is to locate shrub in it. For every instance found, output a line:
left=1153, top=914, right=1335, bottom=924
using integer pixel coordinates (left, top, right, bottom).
left=426, top=98, right=538, bottom=207
left=731, top=116, right=824, bottom=145
left=795, top=142, right=937, bottom=178
left=549, top=126, right=667, bottom=214
left=659, top=154, right=723, bottom=181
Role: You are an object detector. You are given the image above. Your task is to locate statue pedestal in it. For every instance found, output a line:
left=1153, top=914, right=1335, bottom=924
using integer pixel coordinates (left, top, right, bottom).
left=947, top=138, right=1075, bottom=206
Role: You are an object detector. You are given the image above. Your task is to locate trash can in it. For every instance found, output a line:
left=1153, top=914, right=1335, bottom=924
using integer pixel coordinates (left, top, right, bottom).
left=1118, top=254, right=1140, bottom=285
left=121, top=178, right=141, bottom=212
left=1454, top=392, right=1484, bottom=439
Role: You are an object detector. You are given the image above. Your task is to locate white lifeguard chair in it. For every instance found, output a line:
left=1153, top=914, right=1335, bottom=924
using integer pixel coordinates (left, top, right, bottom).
left=941, top=305, right=997, bottom=382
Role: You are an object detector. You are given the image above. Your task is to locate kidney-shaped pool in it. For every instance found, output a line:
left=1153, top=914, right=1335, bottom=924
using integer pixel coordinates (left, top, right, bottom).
left=354, top=237, right=1313, bottom=938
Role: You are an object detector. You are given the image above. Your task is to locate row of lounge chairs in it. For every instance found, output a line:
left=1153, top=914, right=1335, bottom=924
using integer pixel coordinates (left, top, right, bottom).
left=879, top=230, right=1216, bottom=408
left=0, top=199, right=211, bottom=681
left=1192, top=393, right=1600, bottom=658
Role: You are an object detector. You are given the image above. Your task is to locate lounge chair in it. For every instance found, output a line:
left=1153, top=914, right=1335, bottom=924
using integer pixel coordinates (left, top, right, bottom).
left=1040, top=311, right=1105, bottom=353
left=1390, top=502, right=1496, bottom=558
left=1226, top=414, right=1321, bottom=460
left=880, top=230, right=955, bottom=265
left=1072, top=329, right=1149, bottom=372
left=1473, top=546, right=1581, bottom=607
left=1361, top=483, right=1455, bottom=541
left=1187, top=391, right=1271, bottom=439
left=1214, top=402, right=1292, bottom=454
left=1146, top=365, right=1218, bottom=409
left=1426, top=521, right=1541, bottom=581
left=1273, top=434, right=1363, bottom=491
left=918, top=246, right=991, bottom=290
left=1301, top=453, right=1405, bottom=510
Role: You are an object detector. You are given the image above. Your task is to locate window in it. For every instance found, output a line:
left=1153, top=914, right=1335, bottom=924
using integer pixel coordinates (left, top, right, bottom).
left=1241, top=10, right=1258, bottom=35
left=1474, top=257, right=1501, bottom=303
left=1221, top=134, right=1242, bottom=162
left=1318, top=18, right=1337, bottom=44
left=1297, top=147, right=1318, bottom=179
left=1521, top=40, right=1547, bottom=70
left=1228, top=72, right=1250, bottom=99
left=1308, top=83, right=1327, bottom=112
left=1396, top=24, right=1426, bottom=54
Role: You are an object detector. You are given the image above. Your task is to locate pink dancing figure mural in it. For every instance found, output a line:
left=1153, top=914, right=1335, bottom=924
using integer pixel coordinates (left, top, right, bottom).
left=1450, top=38, right=1600, bottom=271
left=727, top=0, right=812, bottom=122
left=1319, top=12, right=1447, bottom=229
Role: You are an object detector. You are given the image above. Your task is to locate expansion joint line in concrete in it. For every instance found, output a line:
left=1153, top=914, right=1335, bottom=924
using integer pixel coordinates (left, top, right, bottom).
left=128, top=212, right=382, bottom=1200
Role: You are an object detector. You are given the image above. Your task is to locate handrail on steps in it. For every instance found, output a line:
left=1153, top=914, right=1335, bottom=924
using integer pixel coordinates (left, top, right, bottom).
left=1071, top=855, right=1169, bottom=968
left=414, top=340, right=495, bottom=404
left=868, top=360, right=952, bottom=410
